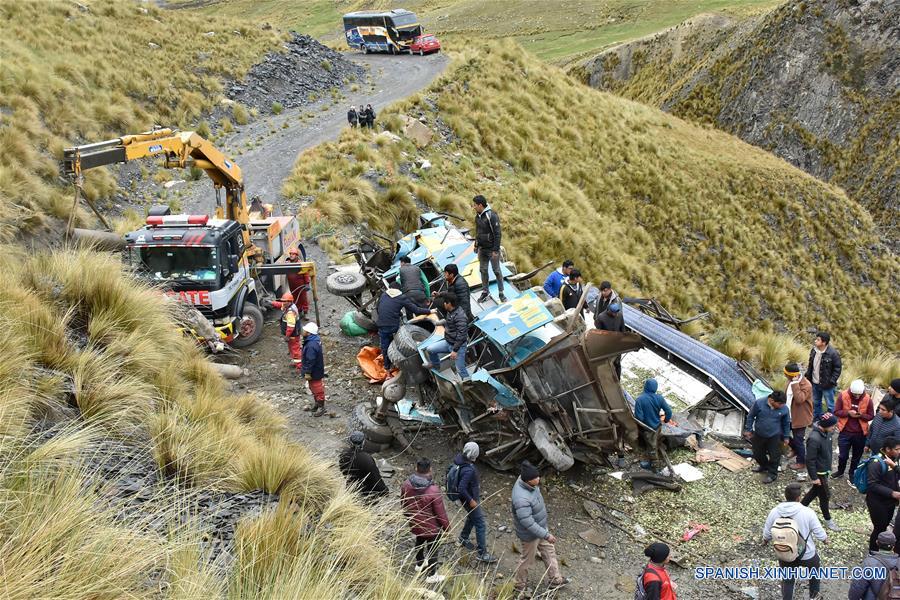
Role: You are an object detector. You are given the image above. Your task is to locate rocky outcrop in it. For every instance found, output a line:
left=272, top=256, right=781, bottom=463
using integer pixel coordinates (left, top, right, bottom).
left=577, top=0, right=899, bottom=245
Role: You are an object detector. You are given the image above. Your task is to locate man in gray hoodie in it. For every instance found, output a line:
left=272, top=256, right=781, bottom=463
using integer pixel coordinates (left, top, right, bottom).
left=511, top=461, right=568, bottom=595
left=763, top=483, right=828, bottom=600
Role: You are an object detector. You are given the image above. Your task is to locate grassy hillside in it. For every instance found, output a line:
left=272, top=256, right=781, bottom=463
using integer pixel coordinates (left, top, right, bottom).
left=180, top=0, right=783, bottom=62
left=282, top=40, right=899, bottom=369
left=575, top=0, right=899, bottom=236
left=0, top=248, right=431, bottom=598
left=0, top=0, right=281, bottom=240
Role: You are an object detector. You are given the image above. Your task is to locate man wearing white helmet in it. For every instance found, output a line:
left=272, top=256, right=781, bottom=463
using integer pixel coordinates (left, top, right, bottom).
left=833, top=379, right=873, bottom=482
left=301, top=322, right=327, bottom=417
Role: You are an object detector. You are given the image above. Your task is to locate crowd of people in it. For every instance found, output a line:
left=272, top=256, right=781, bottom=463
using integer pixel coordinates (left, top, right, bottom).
left=348, top=103, right=376, bottom=129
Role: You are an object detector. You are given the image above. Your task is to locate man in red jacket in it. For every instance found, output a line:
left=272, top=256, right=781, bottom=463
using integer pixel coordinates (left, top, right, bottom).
left=285, top=248, right=310, bottom=316
left=400, top=458, right=450, bottom=584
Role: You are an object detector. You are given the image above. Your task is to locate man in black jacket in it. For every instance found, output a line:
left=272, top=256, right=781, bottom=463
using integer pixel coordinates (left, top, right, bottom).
left=424, top=293, right=470, bottom=380
left=594, top=281, right=620, bottom=317
left=594, top=302, right=625, bottom=378
left=339, top=431, right=389, bottom=503
left=398, top=255, right=430, bottom=318
left=559, top=269, right=584, bottom=311
left=806, top=331, right=842, bottom=421
left=472, top=195, right=505, bottom=303
left=801, top=413, right=840, bottom=531
left=347, top=105, right=358, bottom=128
left=865, top=436, right=900, bottom=551
left=437, top=264, right=472, bottom=319
left=376, top=286, right=433, bottom=371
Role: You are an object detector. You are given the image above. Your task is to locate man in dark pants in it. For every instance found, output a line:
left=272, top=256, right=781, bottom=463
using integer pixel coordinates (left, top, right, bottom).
left=375, top=285, right=433, bottom=372
left=472, top=195, right=505, bottom=303
left=867, top=398, right=900, bottom=455
left=833, top=379, right=873, bottom=481
left=398, top=255, right=430, bottom=318
left=865, top=436, right=900, bottom=552
left=763, top=483, right=828, bottom=600
left=400, top=457, right=450, bottom=584
left=454, top=441, right=498, bottom=563
left=744, top=391, right=791, bottom=484
left=595, top=302, right=625, bottom=378
left=339, top=431, right=389, bottom=503
left=801, top=413, right=840, bottom=531
left=805, top=330, right=842, bottom=421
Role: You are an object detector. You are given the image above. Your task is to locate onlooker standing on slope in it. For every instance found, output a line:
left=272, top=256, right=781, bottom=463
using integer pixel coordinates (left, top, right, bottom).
left=559, top=269, right=584, bottom=311
left=801, top=413, right=841, bottom=531
left=848, top=530, right=899, bottom=600
left=763, top=483, right=828, bottom=600
left=744, top=391, right=791, bottom=484
left=542, top=259, right=573, bottom=299
left=511, top=461, right=568, bottom=594
left=339, top=431, right=389, bottom=503
left=865, top=437, right=900, bottom=552
left=301, top=322, right=327, bottom=417
left=638, top=542, right=677, bottom=600
left=363, top=103, right=376, bottom=129
left=867, top=399, right=900, bottom=455
left=833, top=379, right=874, bottom=482
left=400, top=458, right=450, bottom=584
left=784, top=362, right=813, bottom=471
left=805, top=331, right=842, bottom=420
left=453, top=442, right=498, bottom=563
left=472, top=195, right=505, bottom=303
left=347, top=105, right=359, bottom=128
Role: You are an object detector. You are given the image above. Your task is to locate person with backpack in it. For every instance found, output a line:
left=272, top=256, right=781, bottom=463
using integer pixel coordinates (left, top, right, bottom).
left=833, top=379, right=874, bottom=482
left=400, top=458, right=450, bottom=584
left=511, top=461, right=568, bottom=595
left=865, top=437, right=900, bottom=552
left=784, top=361, right=813, bottom=471
left=868, top=399, right=900, bottom=455
left=450, top=442, right=497, bottom=563
left=800, top=413, right=841, bottom=531
left=848, top=530, right=900, bottom=600
left=763, top=482, right=828, bottom=600
left=744, top=390, right=791, bottom=484
left=637, top=542, right=676, bottom=600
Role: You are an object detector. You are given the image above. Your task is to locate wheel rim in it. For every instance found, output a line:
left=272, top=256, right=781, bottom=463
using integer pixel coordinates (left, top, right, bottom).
left=239, top=316, right=257, bottom=338
left=333, top=273, right=358, bottom=286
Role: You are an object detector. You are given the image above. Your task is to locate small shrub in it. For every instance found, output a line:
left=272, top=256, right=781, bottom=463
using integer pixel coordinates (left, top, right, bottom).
left=232, top=103, right=249, bottom=125
left=320, top=59, right=332, bottom=72
left=271, top=101, right=283, bottom=115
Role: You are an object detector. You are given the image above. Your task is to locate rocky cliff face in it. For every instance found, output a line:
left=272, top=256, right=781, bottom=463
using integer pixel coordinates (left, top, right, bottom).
left=577, top=0, right=898, bottom=244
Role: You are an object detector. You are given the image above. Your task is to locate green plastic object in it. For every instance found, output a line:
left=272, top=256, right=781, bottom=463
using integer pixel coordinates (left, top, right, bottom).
left=340, top=311, right=368, bottom=337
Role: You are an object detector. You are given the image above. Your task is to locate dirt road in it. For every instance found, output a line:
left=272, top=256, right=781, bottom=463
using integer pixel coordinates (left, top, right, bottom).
left=178, top=52, right=447, bottom=215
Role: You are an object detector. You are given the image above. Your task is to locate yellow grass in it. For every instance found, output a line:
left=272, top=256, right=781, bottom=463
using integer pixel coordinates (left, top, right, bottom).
left=283, top=40, right=899, bottom=368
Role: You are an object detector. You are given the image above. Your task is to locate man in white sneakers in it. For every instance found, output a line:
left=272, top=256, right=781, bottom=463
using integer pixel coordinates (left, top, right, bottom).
left=763, top=482, right=828, bottom=600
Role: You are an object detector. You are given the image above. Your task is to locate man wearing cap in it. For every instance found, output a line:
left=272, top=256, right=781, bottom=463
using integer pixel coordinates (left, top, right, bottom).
left=784, top=362, right=813, bottom=471
left=301, top=322, right=326, bottom=417
left=376, top=284, right=434, bottom=372
left=339, top=431, right=388, bottom=503
left=801, top=413, right=841, bottom=531
left=640, top=542, right=677, bottom=600
left=833, top=379, right=874, bottom=482
left=452, top=442, right=497, bottom=563
left=805, top=331, right=842, bottom=420
left=763, top=483, right=827, bottom=600
left=888, top=379, right=900, bottom=403
left=593, top=281, right=620, bottom=321
left=512, top=461, right=568, bottom=594
left=285, top=247, right=310, bottom=316
left=744, top=391, right=791, bottom=484
left=849, top=530, right=899, bottom=600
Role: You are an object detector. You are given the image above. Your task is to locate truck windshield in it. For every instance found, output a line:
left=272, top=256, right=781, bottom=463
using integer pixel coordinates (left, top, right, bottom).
left=131, top=246, right=219, bottom=283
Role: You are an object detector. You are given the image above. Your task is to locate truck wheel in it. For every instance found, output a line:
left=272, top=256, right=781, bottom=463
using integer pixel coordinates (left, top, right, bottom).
left=351, top=310, right=377, bottom=332
left=528, top=418, right=575, bottom=471
left=381, top=373, right=407, bottom=402
left=326, top=271, right=367, bottom=297
left=349, top=402, right=393, bottom=444
left=232, top=302, right=264, bottom=348
left=394, top=324, right=432, bottom=355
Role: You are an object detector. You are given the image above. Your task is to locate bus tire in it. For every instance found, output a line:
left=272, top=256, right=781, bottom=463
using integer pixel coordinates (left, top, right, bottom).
left=419, top=50, right=424, bottom=56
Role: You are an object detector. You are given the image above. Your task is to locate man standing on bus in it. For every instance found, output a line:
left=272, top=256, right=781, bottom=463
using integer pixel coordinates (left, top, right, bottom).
left=473, top=195, right=505, bottom=303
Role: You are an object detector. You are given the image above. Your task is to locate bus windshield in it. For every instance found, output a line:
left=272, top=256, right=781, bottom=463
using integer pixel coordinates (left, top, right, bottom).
left=390, top=13, right=418, bottom=27
left=130, top=246, right=219, bottom=283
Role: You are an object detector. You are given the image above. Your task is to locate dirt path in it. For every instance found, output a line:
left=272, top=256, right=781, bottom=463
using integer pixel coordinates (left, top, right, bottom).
left=179, top=52, right=447, bottom=215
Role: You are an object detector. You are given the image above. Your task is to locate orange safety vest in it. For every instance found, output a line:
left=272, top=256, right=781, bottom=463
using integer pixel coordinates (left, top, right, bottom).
left=836, top=390, right=872, bottom=435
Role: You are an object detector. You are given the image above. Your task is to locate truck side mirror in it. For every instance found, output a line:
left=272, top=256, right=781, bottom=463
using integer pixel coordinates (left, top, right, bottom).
left=229, top=255, right=240, bottom=273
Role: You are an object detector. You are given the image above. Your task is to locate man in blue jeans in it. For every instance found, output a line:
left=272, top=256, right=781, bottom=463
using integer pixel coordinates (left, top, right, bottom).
left=375, top=285, right=433, bottom=372
left=423, top=293, right=469, bottom=380
left=454, top=442, right=498, bottom=563
left=805, top=331, right=842, bottom=420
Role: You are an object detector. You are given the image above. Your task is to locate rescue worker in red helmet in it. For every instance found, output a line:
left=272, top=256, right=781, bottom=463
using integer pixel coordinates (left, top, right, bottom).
left=285, top=248, right=311, bottom=317
left=271, top=291, right=302, bottom=368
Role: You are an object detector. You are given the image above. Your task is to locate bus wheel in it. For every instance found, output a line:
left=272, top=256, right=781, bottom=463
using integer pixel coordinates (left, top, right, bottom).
left=419, top=50, right=424, bottom=56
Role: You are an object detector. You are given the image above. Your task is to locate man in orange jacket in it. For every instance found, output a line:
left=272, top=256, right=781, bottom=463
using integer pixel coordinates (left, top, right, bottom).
left=833, top=379, right=873, bottom=482
left=271, top=292, right=302, bottom=369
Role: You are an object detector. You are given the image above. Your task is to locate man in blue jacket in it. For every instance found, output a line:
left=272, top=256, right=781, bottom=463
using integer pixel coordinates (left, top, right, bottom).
left=634, top=378, right=673, bottom=470
left=744, top=390, right=791, bottom=484
left=542, top=259, right=573, bottom=299
left=376, top=285, right=433, bottom=372
left=454, top=442, right=498, bottom=563
left=301, top=322, right=326, bottom=417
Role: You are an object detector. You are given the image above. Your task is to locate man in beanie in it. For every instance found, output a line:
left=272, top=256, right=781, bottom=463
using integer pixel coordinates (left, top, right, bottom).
left=888, top=379, right=900, bottom=402
left=805, top=331, right=842, bottom=420
left=849, top=530, right=899, bottom=600
left=744, top=390, right=791, bottom=484
left=511, top=461, right=568, bottom=594
left=867, top=398, right=900, bottom=455
left=639, top=542, right=676, bottom=600
left=593, top=280, right=620, bottom=318
left=338, top=431, right=388, bottom=503
left=300, top=322, right=327, bottom=417
left=801, top=413, right=841, bottom=531
left=833, top=379, right=874, bottom=481
left=763, top=483, right=827, bottom=600
left=453, top=441, right=497, bottom=563
left=784, top=362, right=813, bottom=471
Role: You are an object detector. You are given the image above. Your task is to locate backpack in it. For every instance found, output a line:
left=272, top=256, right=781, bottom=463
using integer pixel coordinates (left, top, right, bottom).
left=446, top=464, right=461, bottom=502
left=771, top=516, right=807, bottom=562
left=854, top=455, right=888, bottom=494
left=878, top=565, right=900, bottom=600
left=634, top=565, right=661, bottom=600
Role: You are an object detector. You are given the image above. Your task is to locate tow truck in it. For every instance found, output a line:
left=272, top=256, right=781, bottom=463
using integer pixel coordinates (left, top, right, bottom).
left=62, top=128, right=319, bottom=348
